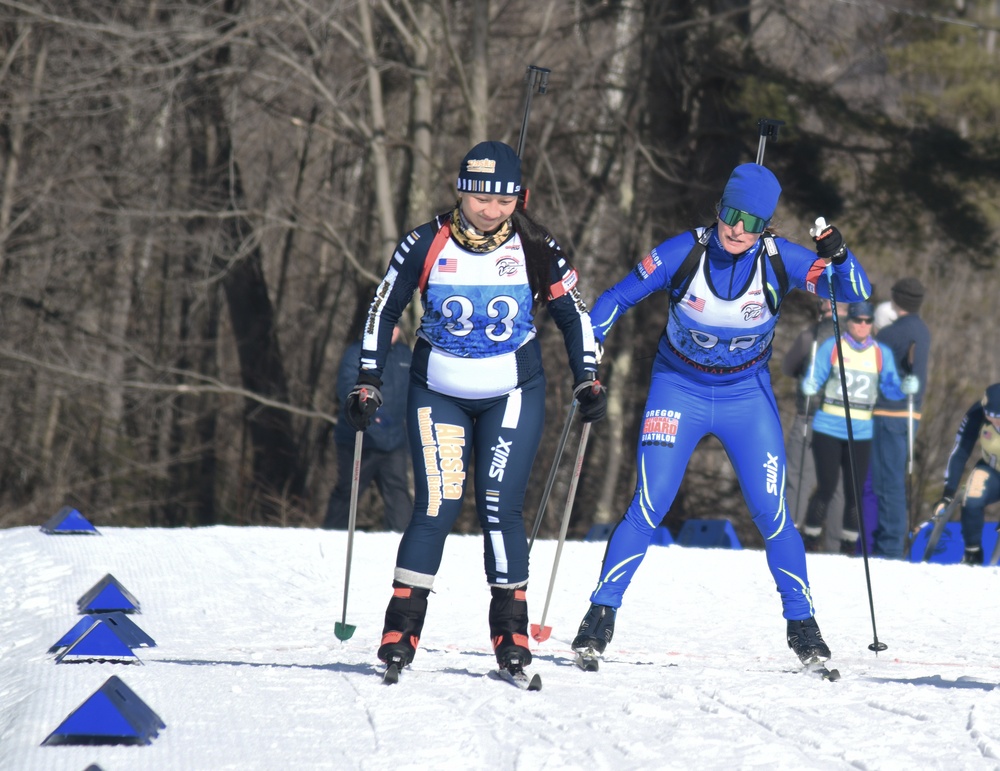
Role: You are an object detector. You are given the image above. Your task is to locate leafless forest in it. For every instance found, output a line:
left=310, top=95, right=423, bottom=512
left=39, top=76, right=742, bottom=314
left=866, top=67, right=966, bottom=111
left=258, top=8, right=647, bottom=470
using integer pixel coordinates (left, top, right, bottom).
left=1, top=0, right=998, bottom=545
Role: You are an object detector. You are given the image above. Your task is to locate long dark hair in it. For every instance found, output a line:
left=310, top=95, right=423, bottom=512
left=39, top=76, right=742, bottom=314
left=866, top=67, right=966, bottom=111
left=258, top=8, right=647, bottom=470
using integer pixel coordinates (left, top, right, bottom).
left=511, top=208, right=560, bottom=309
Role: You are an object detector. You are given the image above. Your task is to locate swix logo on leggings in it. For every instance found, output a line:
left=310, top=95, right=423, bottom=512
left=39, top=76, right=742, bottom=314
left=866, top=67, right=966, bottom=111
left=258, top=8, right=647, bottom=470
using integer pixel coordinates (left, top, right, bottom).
left=488, top=435, right=513, bottom=481
left=764, top=452, right=780, bottom=496
left=640, top=409, right=680, bottom=447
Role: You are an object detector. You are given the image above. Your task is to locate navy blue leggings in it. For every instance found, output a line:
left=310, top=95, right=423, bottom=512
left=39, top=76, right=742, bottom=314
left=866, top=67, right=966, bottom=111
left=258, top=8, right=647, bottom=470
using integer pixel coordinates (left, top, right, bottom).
left=394, top=374, right=545, bottom=587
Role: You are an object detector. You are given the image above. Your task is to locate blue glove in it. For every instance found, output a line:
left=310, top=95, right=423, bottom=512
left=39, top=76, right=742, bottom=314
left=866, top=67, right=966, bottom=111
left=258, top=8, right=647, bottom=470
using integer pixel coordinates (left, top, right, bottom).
left=901, top=375, right=920, bottom=395
left=801, top=377, right=820, bottom=397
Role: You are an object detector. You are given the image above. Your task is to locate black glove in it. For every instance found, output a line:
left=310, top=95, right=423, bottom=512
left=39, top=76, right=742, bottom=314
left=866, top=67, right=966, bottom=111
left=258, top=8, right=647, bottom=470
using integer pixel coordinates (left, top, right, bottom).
left=814, top=224, right=847, bottom=265
left=574, top=376, right=607, bottom=423
left=933, top=495, right=953, bottom=518
left=345, top=372, right=383, bottom=431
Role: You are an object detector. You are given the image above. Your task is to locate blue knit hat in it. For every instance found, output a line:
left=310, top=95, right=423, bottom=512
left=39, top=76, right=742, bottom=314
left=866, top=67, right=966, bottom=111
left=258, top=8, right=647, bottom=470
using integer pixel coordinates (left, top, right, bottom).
left=457, top=141, right=521, bottom=196
left=720, top=163, right=782, bottom=221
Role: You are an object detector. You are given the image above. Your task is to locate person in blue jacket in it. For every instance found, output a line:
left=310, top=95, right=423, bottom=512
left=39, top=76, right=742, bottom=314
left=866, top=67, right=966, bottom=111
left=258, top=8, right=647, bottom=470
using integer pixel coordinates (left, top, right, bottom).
left=345, top=141, right=606, bottom=678
left=799, top=301, right=915, bottom=555
left=932, top=384, right=1000, bottom=565
left=572, top=162, right=872, bottom=668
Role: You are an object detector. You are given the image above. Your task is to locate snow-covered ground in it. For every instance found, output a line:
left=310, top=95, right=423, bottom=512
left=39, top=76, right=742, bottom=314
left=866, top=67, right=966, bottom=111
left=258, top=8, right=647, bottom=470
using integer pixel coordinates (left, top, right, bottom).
left=2, top=523, right=999, bottom=771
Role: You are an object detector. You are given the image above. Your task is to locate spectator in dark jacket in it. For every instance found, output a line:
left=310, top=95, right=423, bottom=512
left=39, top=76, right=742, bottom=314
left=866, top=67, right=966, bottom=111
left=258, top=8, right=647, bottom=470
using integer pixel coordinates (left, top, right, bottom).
left=870, top=277, right=931, bottom=558
left=323, top=326, right=412, bottom=532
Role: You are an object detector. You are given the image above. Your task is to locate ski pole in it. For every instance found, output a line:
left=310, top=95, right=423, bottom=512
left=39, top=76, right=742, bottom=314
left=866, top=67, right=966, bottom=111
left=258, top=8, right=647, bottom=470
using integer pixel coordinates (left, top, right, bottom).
left=531, top=411, right=594, bottom=643
left=819, top=235, right=885, bottom=654
left=793, top=338, right=820, bottom=526
left=756, top=117, right=785, bottom=165
left=516, top=65, right=550, bottom=159
left=528, top=399, right=578, bottom=553
left=919, top=488, right=964, bottom=562
left=512, top=60, right=574, bottom=553
left=906, top=342, right=916, bottom=477
left=334, top=428, right=365, bottom=641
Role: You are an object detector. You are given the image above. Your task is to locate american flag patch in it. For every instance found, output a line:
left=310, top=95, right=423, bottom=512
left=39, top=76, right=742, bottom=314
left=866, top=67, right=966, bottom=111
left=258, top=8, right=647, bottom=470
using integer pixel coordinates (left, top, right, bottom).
left=685, top=294, right=705, bottom=312
left=438, top=257, right=457, bottom=273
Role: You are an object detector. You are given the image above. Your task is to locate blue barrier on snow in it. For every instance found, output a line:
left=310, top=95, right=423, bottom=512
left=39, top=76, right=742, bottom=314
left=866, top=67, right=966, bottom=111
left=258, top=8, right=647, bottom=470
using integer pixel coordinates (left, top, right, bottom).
left=909, top=521, right=999, bottom=564
left=677, top=519, right=742, bottom=550
left=584, top=523, right=614, bottom=541
left=584, top=523, right=674, bottom=547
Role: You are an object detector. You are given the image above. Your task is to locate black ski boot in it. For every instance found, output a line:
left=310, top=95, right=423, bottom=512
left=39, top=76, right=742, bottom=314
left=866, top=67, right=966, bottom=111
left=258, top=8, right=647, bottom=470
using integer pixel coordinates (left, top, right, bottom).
left=571, top=603, right=617, bottom=654
left=489, top=586, right=531, bottom=672
left=786, top=616, right=831, bottom=664
left=378, top=581, right=430, bottom=668
left=962, top=547, right=984, bottom=565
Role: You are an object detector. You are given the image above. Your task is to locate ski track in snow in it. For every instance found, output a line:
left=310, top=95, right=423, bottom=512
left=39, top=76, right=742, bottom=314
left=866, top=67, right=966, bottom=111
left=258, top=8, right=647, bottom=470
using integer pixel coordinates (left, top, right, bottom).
left=2, top=526, right=1000, bottom=770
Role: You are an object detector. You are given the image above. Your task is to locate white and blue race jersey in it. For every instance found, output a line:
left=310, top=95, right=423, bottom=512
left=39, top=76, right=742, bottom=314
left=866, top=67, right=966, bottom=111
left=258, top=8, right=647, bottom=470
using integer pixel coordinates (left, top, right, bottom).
left=420, top=235, right=535, bottom=358
left=589, top=224, right=873, bottom=385
left=665, top=249, right=776, bottom=372
left=358, top=213, right=598, bottom=401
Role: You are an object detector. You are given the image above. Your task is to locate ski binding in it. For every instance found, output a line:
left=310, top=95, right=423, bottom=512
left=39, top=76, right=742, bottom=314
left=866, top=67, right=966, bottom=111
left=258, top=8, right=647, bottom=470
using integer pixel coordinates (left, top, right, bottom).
left=574, top=648, right=600, bottom=672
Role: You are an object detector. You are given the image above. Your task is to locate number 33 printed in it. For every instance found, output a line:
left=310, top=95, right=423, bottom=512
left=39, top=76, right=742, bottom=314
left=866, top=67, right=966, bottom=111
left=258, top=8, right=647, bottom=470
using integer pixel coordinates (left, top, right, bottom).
left=441, top=294, right=519, bottom=342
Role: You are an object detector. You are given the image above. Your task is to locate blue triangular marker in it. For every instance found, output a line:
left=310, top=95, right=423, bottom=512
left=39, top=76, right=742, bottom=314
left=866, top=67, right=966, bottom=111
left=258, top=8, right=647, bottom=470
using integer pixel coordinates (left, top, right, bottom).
left=49, top=616, right=99, bottom=653
left=41, top=676, right=164, bottom=746
left=99, top=612, right=156, bottom=648
left=51, top=613, right=156, bottom=653
left=40, top=507, right=99, bottom=535
left=55, top=619, right=141, bottom=664
left=77, top=574, right=141, bottom=614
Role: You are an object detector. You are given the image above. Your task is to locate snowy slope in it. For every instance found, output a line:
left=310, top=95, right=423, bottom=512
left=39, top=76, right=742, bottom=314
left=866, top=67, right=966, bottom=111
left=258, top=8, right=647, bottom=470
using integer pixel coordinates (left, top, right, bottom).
left=2, top=525, right=1000, bottom=771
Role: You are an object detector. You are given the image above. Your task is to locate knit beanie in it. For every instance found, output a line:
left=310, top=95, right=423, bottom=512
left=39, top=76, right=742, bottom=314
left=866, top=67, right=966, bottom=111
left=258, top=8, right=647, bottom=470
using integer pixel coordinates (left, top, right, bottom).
left=456, top=141, right=521, bottom=196
left=720, top=163, right=782, bottom=221
left=891, top=277, right=925, bottom=313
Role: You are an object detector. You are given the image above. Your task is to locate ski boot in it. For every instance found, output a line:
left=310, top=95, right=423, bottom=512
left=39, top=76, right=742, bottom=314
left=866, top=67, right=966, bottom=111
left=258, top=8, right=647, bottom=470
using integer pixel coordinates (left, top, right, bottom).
left=571, top=603, right=616, bottom=671
left=378, top=581, right=430, bottom=676
left=840, top=529, right=859, bottom=556
left=786, top=616, right=831, bottom=665
left=962, top=547, right=984, bottom=565
left=489, top=586, right=532, bottom=673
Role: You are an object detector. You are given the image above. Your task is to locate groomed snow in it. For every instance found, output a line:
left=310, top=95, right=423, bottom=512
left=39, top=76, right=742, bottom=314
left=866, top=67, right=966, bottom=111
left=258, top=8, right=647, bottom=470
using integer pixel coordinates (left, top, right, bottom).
left=2, top=525, right=999, bottom=770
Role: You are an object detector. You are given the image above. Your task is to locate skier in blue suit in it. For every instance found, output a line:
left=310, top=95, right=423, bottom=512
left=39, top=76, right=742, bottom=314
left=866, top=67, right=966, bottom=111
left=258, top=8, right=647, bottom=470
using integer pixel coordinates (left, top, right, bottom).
left=572, top=163, right=872, bottom=667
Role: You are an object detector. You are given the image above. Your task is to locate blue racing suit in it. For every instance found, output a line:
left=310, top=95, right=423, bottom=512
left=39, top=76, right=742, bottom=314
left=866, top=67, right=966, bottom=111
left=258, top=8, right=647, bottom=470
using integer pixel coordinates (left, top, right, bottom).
left=587, top=225, right=871, bottom=620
